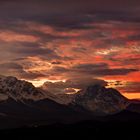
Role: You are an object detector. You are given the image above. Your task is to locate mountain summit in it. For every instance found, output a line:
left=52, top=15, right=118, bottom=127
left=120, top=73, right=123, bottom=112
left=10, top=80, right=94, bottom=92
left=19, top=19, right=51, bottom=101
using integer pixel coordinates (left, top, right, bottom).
left=0, top=76, right=138, bottom=129
left=0, top=76, right=130, bottom=117
left=0, top=76, right=44, bottom=101
left=72, top=85, right=129, bottom=115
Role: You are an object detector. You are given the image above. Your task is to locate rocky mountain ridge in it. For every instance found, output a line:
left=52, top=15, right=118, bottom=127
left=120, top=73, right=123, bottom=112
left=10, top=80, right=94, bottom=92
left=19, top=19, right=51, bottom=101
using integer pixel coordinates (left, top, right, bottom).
left=0, top=76, right=44, bottom=101
left=0, top=76, right=130, bottom=116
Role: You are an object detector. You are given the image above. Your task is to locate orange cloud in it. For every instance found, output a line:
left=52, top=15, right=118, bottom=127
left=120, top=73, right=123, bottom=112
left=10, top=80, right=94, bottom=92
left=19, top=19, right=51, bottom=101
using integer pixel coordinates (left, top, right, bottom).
left=0, top=21, right=140, bottom=99
left=0, top=31, right=39, bottom=42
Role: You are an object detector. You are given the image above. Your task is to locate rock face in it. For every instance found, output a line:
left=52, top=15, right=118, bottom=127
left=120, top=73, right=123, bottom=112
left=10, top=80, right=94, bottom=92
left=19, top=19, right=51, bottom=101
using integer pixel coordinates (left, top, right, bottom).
left=0, top=76, right=44, bottom=101
left=72, top=85, right=129, bottom=115
left=0, top=76, right=74, bottom=104
left=0, top=76, right=130, bottom=116
left=41, top=89, right=76, bottom=105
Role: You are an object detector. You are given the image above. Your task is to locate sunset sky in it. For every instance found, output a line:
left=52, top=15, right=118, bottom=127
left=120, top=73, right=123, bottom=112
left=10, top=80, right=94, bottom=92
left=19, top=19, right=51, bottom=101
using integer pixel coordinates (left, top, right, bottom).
left=0, top=0, right=140, bottom=99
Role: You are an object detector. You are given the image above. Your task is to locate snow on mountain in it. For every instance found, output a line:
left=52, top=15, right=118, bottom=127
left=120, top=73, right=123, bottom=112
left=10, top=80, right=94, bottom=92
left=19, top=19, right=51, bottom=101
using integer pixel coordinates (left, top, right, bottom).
left=0, top=75, right=74, bottom=103
left=0, top=76, right=45, bottom=101
left=40, top=88, right=76, bottom=105
left=0, top=76, right=130, bottom=116
left=72, top=85, right=130, bottom=115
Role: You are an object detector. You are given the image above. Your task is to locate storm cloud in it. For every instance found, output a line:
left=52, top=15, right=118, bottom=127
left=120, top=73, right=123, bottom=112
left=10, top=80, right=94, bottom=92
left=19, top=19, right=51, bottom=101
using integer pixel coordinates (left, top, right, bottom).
left=42, top=77, right=107, bottom=94
left=0, top=0, right=139, bottom=96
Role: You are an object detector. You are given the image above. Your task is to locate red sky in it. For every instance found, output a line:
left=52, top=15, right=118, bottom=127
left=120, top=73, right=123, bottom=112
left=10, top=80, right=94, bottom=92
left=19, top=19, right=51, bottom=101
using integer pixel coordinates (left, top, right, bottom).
left=0, top=0, right=140, bottom=99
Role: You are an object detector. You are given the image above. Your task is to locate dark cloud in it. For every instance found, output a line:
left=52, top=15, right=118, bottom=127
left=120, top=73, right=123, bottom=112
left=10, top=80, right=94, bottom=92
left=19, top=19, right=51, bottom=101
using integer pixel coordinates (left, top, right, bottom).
left=0, top=0, right=139, bottom=96
left=0, top=62, right=23, bottom=70
left=49, top=64, right=139, bottom=79
left=72, top=47, right=87, bottom=53
left=127, top=34, right=140, bottom=41
left=0, top=41, right=63, bottom=61
left=43, top=77, right=107, bottom=94
left=93, top=68, right=139, bottom=76
left=51, top=61, right=62, bottom=65
left=65, top=78, right=107, bottom=88
left=117, top=82, right=140, bottom=93
left=20, top=71, right=46, bottom=80
left=15, top=46, right=58, bottom=58
left=0, top=0, right=140, bottom=30
left=124, top=58, right=140, bottom=65
left=0, top=62, right=46, bottom=80
left=103, top=39, right=125, bottom=47
left=71, top=64, right=139, bottom=76
left=72, top=63, right=109, bottom=70
left=51, top=66, right=69, bottom=73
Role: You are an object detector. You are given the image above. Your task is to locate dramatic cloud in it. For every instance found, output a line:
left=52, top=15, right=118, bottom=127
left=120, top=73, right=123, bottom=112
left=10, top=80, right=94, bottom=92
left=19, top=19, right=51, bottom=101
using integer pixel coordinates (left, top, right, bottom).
left=42, top=78, right=107, bottom=94
left=117, top=82, right=140, bottom=94
left=48, top=64, right=139, bottom=79
left=0, top=62, right=46, bottom=80
left=0, top=0, right=139, bottom=97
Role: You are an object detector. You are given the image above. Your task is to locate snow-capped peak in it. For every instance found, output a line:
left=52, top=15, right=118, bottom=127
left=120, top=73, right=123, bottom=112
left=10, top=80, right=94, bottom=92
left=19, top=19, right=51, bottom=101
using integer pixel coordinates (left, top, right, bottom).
left=72, top=85, right=129, bottom=115
left=0, top=76, right=45, bottom=101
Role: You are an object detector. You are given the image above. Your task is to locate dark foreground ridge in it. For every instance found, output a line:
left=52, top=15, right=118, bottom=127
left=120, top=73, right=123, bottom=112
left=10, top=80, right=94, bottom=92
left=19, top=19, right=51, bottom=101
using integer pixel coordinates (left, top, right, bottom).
left=0, top=76, right=140, bottom=139
left=0, top=118, right=140, bottom=139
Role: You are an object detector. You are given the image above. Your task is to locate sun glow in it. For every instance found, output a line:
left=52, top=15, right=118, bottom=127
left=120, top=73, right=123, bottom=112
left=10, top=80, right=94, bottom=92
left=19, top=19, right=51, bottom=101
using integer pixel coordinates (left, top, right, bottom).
left=27, top=79, right=47, bottom=87
left=27, top=79, right=140, bottom=100
left=106, top=80, right=126, bottom=88
left=123, top=93, right=140, bottom=99
left=28, top=79, right=66, bottom=87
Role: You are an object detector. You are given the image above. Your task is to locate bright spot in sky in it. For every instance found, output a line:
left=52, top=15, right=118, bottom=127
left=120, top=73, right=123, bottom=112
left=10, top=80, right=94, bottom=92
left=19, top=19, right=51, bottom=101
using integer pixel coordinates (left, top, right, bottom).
left=106, top=80, right=126, bottom=88
left=123, top=93, right=140, bottom=100
left=96, top=48, right=120, bottom=55
left=28, top=79, right=66, bottom=87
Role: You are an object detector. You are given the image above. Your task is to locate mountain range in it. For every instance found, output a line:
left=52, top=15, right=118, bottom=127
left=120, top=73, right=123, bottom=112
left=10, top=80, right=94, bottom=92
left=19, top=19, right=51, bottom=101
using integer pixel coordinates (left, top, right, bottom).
left=0, top=76, right=140, bottom=129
